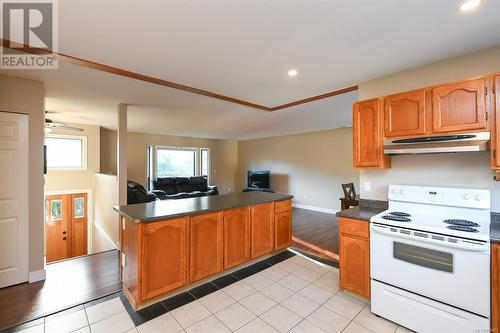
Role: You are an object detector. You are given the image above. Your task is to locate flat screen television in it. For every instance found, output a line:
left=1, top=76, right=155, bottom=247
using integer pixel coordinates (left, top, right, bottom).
left=247, top=170, right=270, bottom=189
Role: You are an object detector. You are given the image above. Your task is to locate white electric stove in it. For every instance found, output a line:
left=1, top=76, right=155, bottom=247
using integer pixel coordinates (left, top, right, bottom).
left=370, top=185, right=491, bottom=333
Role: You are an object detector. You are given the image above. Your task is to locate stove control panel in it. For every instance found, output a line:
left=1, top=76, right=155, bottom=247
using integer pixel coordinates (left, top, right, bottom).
left=388, top=185, right=490, bottom=209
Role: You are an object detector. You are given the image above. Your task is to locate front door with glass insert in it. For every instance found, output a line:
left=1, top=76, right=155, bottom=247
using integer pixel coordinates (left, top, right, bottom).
left=45, top=193, right=88, bottom=263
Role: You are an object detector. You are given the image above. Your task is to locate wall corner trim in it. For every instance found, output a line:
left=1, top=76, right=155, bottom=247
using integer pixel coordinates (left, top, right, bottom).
left=292, top=203, right=338, bottom=215
left=28, top=269, right=46, bottom=283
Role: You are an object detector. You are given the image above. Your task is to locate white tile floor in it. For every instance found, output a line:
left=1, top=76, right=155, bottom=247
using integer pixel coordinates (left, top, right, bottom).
left=17, top=254, right=414, bottom=333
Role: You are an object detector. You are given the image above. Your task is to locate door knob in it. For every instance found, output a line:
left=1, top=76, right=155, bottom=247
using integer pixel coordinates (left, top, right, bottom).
left=63, top=237, right=67, bottom=240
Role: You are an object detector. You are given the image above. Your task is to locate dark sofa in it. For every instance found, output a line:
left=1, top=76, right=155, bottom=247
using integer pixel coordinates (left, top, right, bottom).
left=152, top=176, right=218, bottom=200
left=127, top=181, right=156, bottom=204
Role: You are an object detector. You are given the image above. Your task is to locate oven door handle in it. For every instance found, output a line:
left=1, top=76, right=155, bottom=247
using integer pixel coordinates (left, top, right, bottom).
left=370, top=224, right=488, bottom=252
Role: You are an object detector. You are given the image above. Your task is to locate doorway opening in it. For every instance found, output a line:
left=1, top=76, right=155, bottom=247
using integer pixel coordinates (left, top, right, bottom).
left=45, top=190, right=90, bottom=263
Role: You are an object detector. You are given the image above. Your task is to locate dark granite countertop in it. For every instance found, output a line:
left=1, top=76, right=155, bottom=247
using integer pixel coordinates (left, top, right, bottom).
left=336, top=199, right=388, bottom=222
left=114, top=191, right=293, bottom=223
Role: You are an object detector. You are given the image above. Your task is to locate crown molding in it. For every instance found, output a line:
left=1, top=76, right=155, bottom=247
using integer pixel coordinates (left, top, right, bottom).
left=1, top=38, right=358, bottom=111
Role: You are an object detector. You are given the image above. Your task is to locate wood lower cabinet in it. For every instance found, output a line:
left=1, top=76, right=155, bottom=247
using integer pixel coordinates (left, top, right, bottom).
left=189, top=211, right=224, bottom=282
left=119, top=198, right=291, bottom=308
left=384, top=89, right=428, bottom=137
left=250, top=202, right=274, bottom=258
left=141, top=217, right=189, bottom=301
left=432, top=78, right=488, bottom=133
left=274, top=200, right=292, bottom=251
left=223, top=207, right=250, bottom=269
left=353, top=99, right=390, bottom=168
left=339, top=217, right=370, bottom=298
left=492, top=243, right=500, bottom=332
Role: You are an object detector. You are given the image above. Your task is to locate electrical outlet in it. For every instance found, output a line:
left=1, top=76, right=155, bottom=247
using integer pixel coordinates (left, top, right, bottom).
left=363, top=181, right=371, bottom=192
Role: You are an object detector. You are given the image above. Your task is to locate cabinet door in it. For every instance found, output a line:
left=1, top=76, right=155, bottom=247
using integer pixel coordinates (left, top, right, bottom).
left=339, top=235, right=370, bottom=298
left=492, top=243, right=500, bottom=333
left=190, top=211, right=223, bottom=282
left=142, top=218, right=188, bottom=300
left=432, top=78, right=487, bottom=133
left=493, top=75, right=500, bottom=168
left=224, top=207, right=250, bottom=269
left=250, top=202, right=274, bottom=259
left=274, top=210, right=292, bottom=251
left=353, top=99, right=389, bottom=168
left=384, top=89, right=427, bottom=137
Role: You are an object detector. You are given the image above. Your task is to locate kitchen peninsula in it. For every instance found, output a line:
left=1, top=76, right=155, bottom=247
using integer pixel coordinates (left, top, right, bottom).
left=114, top=192, right=293, bottom=309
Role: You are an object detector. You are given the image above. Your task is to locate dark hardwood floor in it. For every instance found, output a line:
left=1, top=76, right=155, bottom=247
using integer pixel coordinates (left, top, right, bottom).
left=291, top=208, right=339, bottom=261
left=0, top=250, right=121, bottom=330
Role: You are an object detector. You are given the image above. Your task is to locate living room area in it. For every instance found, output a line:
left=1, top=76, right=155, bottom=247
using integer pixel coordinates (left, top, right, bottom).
left=100, top=121, right=358, bottom=263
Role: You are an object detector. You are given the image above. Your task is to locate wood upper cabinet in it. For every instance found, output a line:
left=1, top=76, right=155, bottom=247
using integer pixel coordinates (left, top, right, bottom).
left=432, top=78, right=488, bottom=133
left=142, top=217, right=188, bottom=300
left=492, top=75, right=500, bottom=169
left=250, top=202, right=274, bottom=259
left=384, top=89, right=428, bottom=137
left=189, top=211, right=224, bottom=282
left=223, top=207, right=250, bottom=269
left=274, top=200, right=292, bottom=251
left=492, top=243, right=500, bottom=333
left=339, top=217, right=370, bottom=298
left=353, top=99, right=390, bottom=168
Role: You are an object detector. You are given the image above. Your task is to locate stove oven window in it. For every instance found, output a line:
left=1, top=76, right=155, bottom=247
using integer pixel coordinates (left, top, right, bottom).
left=393, top=242, right=453, bottom=273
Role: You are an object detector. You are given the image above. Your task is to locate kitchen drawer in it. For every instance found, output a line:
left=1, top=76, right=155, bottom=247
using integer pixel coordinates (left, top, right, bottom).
left=275, top=199, right=292, bottom=213
left=339, top=217, right=369, bottom=239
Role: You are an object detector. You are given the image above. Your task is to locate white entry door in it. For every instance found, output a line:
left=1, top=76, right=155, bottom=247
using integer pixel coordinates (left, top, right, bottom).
left=0, top=112, right=29, bottom=287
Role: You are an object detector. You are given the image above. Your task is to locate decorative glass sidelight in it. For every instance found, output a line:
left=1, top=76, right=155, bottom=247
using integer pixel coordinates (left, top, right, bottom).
left=74, top=197, right=85, bottom=218
left=51, top=199, right=62, bottom=221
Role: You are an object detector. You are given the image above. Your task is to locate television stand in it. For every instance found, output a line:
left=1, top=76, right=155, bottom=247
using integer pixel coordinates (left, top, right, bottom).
left=243, top=187, right=274, bottom=193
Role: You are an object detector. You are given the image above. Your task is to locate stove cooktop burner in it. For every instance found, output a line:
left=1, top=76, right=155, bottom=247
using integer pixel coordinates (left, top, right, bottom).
left=389, top=211, right=411, bottom=217
left=443, top=219, right=480, bottom=227
left=446, top=225, right=479, bottom=233
left=382, top=215, right=411, bottom=222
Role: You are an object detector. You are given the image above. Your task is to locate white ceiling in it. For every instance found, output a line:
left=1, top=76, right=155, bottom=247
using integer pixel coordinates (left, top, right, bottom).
left=2, top=0, right=500, bottom=140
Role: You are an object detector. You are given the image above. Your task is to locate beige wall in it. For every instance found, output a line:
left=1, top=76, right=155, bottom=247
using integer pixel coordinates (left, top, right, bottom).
left=93, top=174, right=119, bottom=253
left=101, top=130, right=239, bottom=194
left=238, top=128, right=358, bottom=212
left=0, top=74, right=45, bottom=274
left=358, top=46, right=500, bottom=211
left=99, top=127, right=117, bottom=175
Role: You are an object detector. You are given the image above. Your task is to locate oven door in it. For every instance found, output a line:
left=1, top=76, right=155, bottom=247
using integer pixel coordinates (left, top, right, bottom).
left=370, top=223, right=490, bottom=317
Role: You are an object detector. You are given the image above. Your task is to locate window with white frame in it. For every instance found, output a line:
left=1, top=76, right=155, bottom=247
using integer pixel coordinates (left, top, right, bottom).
left=149, top=146, right=210, bottom=184
left=46, top=134, right=87, bottom=170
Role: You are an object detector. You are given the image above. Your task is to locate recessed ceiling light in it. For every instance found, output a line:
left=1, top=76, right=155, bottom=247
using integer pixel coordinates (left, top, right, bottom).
left=460, top=0, right=481, bottom=12
left=288, top=69, right=298, bottom=77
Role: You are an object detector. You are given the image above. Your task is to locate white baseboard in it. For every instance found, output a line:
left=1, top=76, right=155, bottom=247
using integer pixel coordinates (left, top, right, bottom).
left=94, top=220, right=118, bottom=250
left=292, top=203, right=338, bottom=215
left=29, top=269, right=46, bottom=283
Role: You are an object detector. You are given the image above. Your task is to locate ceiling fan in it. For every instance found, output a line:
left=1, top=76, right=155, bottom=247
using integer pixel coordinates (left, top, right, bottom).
left=45, top=111, right=84, bottom=132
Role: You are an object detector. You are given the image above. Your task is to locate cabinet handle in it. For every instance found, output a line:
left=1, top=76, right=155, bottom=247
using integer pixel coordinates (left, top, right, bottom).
left=62, top=231, right=67, bottom=235
left=63, top=237, right=67, bottom=240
